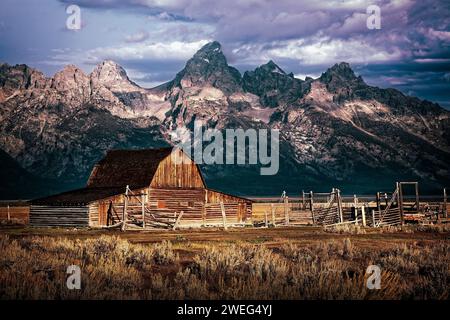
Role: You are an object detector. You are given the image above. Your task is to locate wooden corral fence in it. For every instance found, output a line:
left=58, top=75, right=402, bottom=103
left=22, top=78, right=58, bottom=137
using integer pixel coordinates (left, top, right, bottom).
left=371, top=183, right=402, bottom=227
left=252, top=195, right=314, bottom=227
left=371, top=183, right=449, bottom=226
left=0, top=201, right=30, bottom=224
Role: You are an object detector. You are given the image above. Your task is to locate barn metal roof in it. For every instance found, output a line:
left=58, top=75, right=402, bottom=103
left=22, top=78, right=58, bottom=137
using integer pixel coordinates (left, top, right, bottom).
left=86, top=147, right=174, bottom=189
left=31, top=187, right=126, bottom=206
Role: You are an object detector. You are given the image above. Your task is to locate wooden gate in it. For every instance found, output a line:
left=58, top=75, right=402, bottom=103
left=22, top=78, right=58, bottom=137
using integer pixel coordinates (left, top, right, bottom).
left=373, top=183, right=402, bottom=227
left=313, top=188, right=343, bottom=226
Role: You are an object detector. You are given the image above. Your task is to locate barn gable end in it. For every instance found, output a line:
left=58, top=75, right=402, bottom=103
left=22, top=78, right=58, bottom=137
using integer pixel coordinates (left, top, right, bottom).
left=150, top=148, right=205, bottom=189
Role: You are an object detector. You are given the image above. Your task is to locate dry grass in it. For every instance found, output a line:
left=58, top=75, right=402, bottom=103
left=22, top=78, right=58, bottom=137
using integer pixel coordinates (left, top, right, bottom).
left=0, top=231, right=448, bottom=300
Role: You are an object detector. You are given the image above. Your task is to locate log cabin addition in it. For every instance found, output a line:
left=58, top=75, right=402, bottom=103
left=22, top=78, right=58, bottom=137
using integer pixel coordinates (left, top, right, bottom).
left=30, top=147, right=252, bottom=229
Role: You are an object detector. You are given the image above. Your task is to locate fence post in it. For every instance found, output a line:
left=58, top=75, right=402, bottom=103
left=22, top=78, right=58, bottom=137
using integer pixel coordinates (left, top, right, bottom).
left=220, top=202, right=227, bottom=230
left=361, top=204, right=366, bottom=227
left=141, top=194, right=145, bottom=229
left=7, top=204, right=10, bottom=221
left=337, top=189, right=343, bottom=223
left=173, top=211, right=184, bottom=230
left=397, top=182, right=404, bottom=226
left=284, top=196, right=289, bottom=225
left=443, top=188, right=448, bottom=218
left=444, top=188, right=447, bottom=218
left=122, top=185, right=129, bottom=231
left=302, top=191, right=305, bottom=210
left=202, top=205, right=206, bottom=227
left=264, top=210, right=268, bottom=228
left=372, top=209, right=376, bottom=227
left=376, top=192, right=381, bottom=214
left=310, top=191, right=315, bottom=224
left=271, top=203, right=276, bottom=227
left=353, top=194, right=358, bottom=225
left=415, top=182, right=419, bottom=213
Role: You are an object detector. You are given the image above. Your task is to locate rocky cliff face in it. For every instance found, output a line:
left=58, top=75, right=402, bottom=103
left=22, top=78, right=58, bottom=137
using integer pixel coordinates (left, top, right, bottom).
left=1, top=41, right=449, bottom=198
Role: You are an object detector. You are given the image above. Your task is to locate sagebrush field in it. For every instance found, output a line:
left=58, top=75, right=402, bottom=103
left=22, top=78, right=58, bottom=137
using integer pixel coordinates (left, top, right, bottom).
left=0, top=225, right=449, bottom=299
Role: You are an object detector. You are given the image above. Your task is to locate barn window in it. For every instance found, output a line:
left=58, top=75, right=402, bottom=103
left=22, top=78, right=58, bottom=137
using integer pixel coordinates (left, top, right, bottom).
left=157, top=200, right=166, bottom=209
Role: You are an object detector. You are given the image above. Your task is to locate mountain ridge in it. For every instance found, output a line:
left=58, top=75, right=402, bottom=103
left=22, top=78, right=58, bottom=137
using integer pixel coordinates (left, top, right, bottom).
left=0, top=41, right=449, bottom=198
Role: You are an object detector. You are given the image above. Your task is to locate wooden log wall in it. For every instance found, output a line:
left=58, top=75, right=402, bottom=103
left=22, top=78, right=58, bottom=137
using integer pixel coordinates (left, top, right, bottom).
left=30, top=205, right=89, bottom=227
left=0, top=205, right=30, bottom=224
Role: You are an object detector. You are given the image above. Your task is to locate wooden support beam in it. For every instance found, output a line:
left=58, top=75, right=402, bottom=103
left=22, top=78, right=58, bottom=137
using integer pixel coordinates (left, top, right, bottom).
left=201, top=205, right=206, bottom=227
left=372, top=209, right=376, bottom=227
left=264, top=210, right=268, bottom=228
left=284, top=196, right=289, bottom=225
left=376, top=192, right=381, bottom=213
left=7, top=204, right=10, bottom=221
left=121, top=185, right=129, bottom=231
left=220, top=201, right=227, bottom=230
left=415, top=182, right=419, bottom=213
left=173, top=211, right=184, bottom=230
left=141, top=194, right=145, bottom=229
left=310, top=191, right=315, bottom=224
left=337, top=189, right=343, bottom=223
left=302, top=190, right=305, bottom=210
left=271, top=203, right=276, bottom=227
left=444, top=188, right=448, bottom=218
left=361, top=204, right=366, bottom=227
left=397, top=182, right=404, bottom=226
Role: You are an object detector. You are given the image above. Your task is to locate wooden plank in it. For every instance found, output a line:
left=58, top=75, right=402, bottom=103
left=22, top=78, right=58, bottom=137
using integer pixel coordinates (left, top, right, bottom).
left=444, top=188, right=448, bottom=218
left=220, top=202, right=227, bottom=230
left=361, top=205, right=366, bottom=227
left=284, top=196, right=289, bottom=225
left=122, top=186, right=129, bottom=231
left=173, top=211, right=184, bottom=230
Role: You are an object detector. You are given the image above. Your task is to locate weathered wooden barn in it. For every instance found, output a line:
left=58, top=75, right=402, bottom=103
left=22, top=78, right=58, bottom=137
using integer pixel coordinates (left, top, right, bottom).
left=30, top=147, right=252, bottom=228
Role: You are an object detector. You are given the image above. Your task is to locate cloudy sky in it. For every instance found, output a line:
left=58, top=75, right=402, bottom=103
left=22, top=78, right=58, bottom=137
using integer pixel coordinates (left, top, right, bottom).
left=1, top=0, right=449, bottom=108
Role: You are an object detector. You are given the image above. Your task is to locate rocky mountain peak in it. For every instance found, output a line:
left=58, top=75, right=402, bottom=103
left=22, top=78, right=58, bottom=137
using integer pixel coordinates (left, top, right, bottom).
left=51, top=65, right=87, bottom=89
left=319, top=62, right=366, bottom=100
left=0, top=63, right=48, bottom=91
left=261, top=60, right=286, bottom=75
left=169, top=41, right=242, bottom=95
left=91, top=60, right=128, bottom=82
left=90, top=60, right=136, bottom=91
left=243, top=59, right=307, bottom=107
left=195, top=41, right=222, bottom=55
left=321, top=62, right=358, bottom=81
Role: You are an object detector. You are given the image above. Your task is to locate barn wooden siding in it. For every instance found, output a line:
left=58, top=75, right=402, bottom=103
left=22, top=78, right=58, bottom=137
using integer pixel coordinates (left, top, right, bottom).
left=30, top=206, right=89, bottom=227
left=0, top=204, right=30, bottom=224
left=150, top=148, right=204, bottom=189
left=206, top=189, right=251, bottom=223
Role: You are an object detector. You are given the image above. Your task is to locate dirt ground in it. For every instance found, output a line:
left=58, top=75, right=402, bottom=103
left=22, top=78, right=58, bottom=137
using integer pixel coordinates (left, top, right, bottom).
left=1, top=224, right=448, bottom=246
